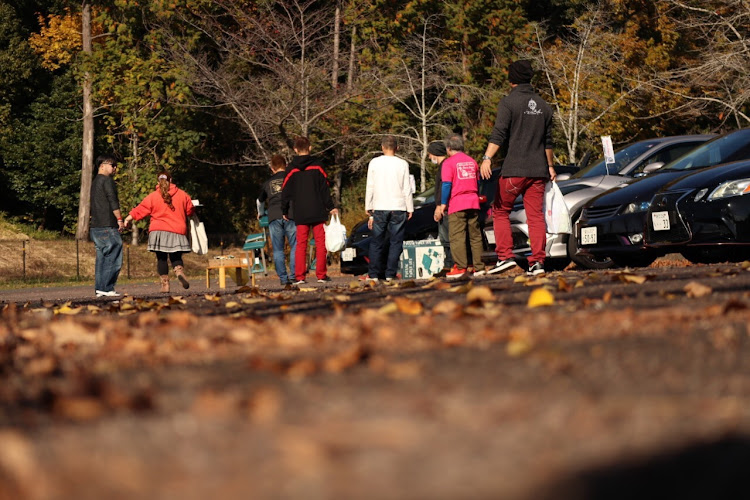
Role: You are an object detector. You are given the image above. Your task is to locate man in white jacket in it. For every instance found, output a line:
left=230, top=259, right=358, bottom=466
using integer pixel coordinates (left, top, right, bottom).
left=365, top=136, right=414, bottom=282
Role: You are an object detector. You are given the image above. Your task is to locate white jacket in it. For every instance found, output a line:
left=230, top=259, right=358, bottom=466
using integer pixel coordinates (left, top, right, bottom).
left=365, top=154, right=414, bottom=213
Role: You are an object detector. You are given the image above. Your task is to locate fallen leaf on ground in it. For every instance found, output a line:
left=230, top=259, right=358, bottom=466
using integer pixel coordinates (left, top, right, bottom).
left=466, top=286, right=494, bottom=303
left=432, top=300, right=461, bottom=315
left=528, top=288, right=554, bottom=308
left=393, top=297, right=424, bottom=315
left=616, top=274, right=649, bottom=284
left=55, top=303, right=82, bottom=315
left=684, top=281, right=712, bottom=298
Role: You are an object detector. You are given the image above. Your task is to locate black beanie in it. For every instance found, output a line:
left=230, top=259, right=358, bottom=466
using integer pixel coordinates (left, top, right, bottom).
left=427, top=141, right=447, bottom=156
left=508, top=60, right=534, bottom=84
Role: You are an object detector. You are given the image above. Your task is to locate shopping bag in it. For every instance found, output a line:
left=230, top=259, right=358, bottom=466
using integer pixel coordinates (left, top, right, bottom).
left=189, top=213, right=209, bottom=255
left=324, top=213, right=347, bottom=252
left=544, top=181, right=572, bottom=234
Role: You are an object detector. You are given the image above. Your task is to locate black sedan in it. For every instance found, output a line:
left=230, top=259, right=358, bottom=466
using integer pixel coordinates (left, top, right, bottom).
left=576, top=128, right=750, bottom=267
left=644, top=159, right=750, bottom=263
left=340, top=169, right=502, bottom=275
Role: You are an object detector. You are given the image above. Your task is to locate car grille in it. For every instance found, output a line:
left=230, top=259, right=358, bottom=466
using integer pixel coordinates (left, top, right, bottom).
left=646, top=191, right=691, bottom=245
left=582, top=204, right=621, bottom=219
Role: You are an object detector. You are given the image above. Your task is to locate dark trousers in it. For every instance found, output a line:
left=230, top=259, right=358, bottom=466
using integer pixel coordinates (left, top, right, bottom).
left=368, top=210, right=407, bottom=279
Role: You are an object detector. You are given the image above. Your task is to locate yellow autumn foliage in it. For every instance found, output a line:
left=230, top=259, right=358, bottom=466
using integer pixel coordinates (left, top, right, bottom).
left=29, top=10, right=82, bottom=71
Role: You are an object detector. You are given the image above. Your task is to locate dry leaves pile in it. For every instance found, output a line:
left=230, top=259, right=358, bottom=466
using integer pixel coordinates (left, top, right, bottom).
left=1, top=262, right=749, bottom=425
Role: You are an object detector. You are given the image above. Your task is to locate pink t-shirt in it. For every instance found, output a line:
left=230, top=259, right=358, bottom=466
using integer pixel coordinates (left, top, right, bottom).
left=441, top=152, right=480, bottom=214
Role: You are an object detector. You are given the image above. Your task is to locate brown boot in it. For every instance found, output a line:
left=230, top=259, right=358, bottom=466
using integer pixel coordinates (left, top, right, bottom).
left=160, top=275, right=170, bottom=293
left=174, top=265, right=190, bottom=289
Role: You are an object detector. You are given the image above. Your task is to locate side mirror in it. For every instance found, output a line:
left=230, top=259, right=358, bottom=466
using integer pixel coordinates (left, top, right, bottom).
left=642, top=162, right=665, bottom=175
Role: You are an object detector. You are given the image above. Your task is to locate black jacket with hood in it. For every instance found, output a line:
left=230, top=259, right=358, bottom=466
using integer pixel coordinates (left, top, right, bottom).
left=281, top=155, right=335, bottom=225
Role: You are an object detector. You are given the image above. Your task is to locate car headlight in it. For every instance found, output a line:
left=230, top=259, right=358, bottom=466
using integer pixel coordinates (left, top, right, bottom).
left=621, top=201, right=651, bottom=214
left=708, top=179, right=750, bottom=200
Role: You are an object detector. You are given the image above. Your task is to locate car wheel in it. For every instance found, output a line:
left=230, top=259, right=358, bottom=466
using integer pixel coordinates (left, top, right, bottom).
left=611, top=253, right=657, bottom=268
left=567, top=232, right=615, bottom=270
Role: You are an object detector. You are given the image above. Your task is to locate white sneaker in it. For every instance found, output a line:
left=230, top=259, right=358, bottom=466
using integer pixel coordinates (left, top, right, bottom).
left=95, top=290, right=121, bottom=297
left=527, top=262, right=546, bottom=276
left=486, top=259, right=518, bottom=275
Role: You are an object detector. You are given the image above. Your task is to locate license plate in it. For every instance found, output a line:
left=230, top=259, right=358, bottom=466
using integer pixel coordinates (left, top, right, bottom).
left=651, top=211, right=670, bottom=231
left=580, top=226, right=597, bottom=245
left=341, top=247, right=356, bottom=261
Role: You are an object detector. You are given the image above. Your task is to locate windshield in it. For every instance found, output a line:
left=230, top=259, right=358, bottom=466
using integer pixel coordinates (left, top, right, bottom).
left=413, top=186, right=435, bottom=204
left=661, top=129, right=750, bottom=172
left=570, top=140, right=659, bottom=179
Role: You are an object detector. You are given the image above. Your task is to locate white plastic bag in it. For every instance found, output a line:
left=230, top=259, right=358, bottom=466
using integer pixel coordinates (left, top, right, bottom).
left=544, top=181, right=572, bottom=234
left=189, top=213, right=209, bottom=255
left=324, top=213, right=347, bottom=252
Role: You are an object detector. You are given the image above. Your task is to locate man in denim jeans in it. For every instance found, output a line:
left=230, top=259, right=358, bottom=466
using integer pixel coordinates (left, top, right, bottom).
left=365, top=136, right=413, bottom=282
left=258, top=155, right=296, bottom=285
left=89, top=155, right=124, bottom=297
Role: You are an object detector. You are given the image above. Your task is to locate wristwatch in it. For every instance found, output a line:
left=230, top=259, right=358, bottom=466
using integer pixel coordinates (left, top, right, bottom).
left=482, top=155, right=491, bottom=161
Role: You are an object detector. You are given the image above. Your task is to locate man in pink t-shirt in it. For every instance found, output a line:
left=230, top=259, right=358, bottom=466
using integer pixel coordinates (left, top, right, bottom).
left=436, top=134, right=486, bottom=279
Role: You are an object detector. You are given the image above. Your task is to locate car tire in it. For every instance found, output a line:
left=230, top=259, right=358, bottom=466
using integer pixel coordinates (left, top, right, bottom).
left=567, top=232, right=615, bottom=270
left=611, top=253, right=657, bottom=268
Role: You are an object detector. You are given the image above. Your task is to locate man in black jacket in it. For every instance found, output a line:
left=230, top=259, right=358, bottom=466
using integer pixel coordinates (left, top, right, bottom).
left=479, top=60, right=556, bottom=277
left=281, top=136, right=338, bottom=284
left=90, top=154, right=124, bottom=297
left=258, top=155, right=297, bottom=285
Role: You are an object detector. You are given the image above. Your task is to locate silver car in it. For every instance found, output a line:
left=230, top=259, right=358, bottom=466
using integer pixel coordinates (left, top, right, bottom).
left=504, top=134, right=714, bottom=269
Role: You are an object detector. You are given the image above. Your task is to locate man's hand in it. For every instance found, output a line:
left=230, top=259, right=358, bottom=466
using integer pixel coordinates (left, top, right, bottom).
left=549, top=166, right=557, bottom=182
left=407, top=212, right=413, bottom=220
left=480, top=159, right=493, bottom=180
left=283, top=215, right=289, bottom=221
left=330, top=208, right=339, bottom=216
left=433, top=206, right=443, bottom=222
left=367, top=216, right=374, bottom=230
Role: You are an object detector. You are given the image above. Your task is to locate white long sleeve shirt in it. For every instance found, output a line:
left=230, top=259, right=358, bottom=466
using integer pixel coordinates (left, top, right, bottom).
left=365, top=154, right=414, bottom=213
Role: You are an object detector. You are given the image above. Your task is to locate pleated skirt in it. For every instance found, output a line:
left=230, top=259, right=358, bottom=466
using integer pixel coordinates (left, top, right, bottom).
left=148, top=231, right=191, bottom=253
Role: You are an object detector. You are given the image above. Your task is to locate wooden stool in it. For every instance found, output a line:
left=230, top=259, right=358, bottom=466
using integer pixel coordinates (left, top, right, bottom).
left=206, top=257, right=249, bottom=289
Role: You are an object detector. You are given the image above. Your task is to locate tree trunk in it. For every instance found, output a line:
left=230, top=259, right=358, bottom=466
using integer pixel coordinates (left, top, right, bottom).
left=76, top=0, right=94, bottom=241
left=130, top=133, right=139, bottom=246
left=332, top=3, right=340, bottom=89
left=347, top=26, right=356, bottom=91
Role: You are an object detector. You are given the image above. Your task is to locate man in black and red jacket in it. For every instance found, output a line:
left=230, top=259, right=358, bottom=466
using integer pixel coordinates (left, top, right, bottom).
left=281, top=136, right=338, bottom=284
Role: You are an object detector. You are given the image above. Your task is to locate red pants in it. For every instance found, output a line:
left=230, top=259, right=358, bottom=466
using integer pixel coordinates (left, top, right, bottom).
left=295, top=222, right=327, bottom=281
left=492, top=177, right=547, bottom=264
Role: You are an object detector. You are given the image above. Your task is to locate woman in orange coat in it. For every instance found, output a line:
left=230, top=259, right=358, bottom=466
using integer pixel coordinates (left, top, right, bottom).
left=124, top=170, right=195, bottom=292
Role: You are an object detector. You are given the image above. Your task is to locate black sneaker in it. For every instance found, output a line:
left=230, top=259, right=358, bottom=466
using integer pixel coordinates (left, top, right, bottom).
left=317, top=276, right=332, bottom=283
left=433, top=268, right=450, bottom=278
left=487, top=259, right=518, bottom=275
left=527, top=262, right=545, bottom=276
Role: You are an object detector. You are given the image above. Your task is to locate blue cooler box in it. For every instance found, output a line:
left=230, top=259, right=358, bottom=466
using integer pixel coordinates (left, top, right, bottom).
left=399, top=239, right=445, bottom=280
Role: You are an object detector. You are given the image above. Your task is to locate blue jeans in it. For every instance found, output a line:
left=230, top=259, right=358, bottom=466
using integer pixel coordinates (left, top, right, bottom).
left=368, top=210, right=407, bottom=279
left=268, top=218, right=297, bottom=283
left=90, top=227, right=123, bottom=292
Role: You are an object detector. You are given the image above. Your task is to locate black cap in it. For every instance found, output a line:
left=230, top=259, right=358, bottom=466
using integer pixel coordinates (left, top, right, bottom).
left=508, top=60, right=534, bottom=84
left=427, top=141, right=447, bottom=156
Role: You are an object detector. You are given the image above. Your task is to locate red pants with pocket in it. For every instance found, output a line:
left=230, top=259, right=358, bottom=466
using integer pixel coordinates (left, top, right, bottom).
left=295, top=222, right=327, bottom=281
left=492, top=177, right=547, bottom=265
